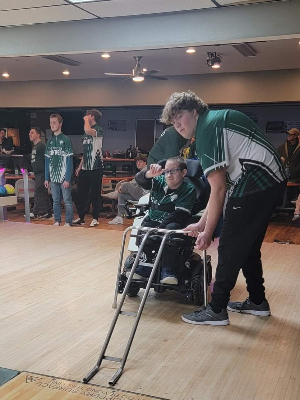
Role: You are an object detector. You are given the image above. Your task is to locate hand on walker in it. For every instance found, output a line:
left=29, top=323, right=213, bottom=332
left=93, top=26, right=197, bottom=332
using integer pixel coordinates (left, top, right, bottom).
left=183, top=222, right=200, bottom=237
left=194, top=231, right=212, bottom=250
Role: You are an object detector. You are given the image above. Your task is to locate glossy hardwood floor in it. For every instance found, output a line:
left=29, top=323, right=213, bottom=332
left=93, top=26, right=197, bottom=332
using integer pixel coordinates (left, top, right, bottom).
left=0, top=211, right=300, bottom=400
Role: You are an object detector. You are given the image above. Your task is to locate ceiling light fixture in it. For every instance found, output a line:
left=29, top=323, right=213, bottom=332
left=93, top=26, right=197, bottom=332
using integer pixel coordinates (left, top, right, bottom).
left=2, top=72, right=9, bottom=78
left=207, top=52, right=222, bottom=69
left=132, top=75, right=144, bottom=82
left=142, top=68, right=147, bottom=72
left=101, top=53, right=110, bottom=58
left=62, top=70, right=70, bottom=75
left=186, top=48, right=196, bottom=54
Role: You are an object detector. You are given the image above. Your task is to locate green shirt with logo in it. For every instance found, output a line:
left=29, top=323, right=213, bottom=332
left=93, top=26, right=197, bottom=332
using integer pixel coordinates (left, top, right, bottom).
left=82, top=124, right=104, bottom=170
left=149, top=175, right=196, bottom=223
left=45, top=132, right=73, bottom=183
left=195, top=109, right=286, bottom=197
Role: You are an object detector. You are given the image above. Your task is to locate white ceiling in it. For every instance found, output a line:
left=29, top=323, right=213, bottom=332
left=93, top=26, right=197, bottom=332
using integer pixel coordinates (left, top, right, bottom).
left=0, top=0, right=286, bottom=27
left=0, top=38, right=299, bottom=82
left=0, top=0, right=297, bottom=84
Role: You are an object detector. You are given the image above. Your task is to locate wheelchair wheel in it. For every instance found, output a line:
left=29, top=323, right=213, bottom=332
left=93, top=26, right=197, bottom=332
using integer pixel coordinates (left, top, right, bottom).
left=190, top=274, right=203, bottom=306
left=189, top=258, right=213, bottom=306
left=127, top=282, right=140, bottom=297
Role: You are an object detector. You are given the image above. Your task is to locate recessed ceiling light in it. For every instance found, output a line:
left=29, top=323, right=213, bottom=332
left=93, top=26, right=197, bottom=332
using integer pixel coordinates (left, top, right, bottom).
left=62, top=70, right=70, bottom=75
left=2, top=72, right=9, bottom=78
left=101, top=53, right=110, bottom=58
left=186, top=48, right=196, bottom=54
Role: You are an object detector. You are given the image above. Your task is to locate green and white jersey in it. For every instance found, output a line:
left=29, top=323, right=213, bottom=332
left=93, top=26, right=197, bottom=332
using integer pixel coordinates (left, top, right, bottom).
left=82, top=124, right=104, bottom=170
left=149, top=175, right=196, bottom=223
left=195, top=109, right=286, bottom=198
left=45, top=133, right=73, bottom=183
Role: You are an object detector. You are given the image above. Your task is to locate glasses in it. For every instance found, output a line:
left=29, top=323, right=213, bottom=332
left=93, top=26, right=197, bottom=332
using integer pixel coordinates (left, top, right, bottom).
left=164, top=168, right=182, bottom=176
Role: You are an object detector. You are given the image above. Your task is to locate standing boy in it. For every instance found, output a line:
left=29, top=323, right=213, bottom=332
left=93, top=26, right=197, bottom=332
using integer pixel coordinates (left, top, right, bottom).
left=73, top=109, right=104, bottom=227
left=29, top=127, right=52, bottom=219
left=45, top=114, right=73, bottom=226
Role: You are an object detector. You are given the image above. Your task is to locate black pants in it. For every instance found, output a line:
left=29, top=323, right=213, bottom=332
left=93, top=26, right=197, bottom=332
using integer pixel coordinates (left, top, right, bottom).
left=32, top=173, right=52, bottom=216
left=140, top=217, right=184, bottom=268
left=211, top=182, right=286, bottom=311
left=76, top=169, right=103, bottom=220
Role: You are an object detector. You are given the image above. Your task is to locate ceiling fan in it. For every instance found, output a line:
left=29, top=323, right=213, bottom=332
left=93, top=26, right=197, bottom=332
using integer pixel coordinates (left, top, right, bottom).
left=104, top=56, right=168, bottom=82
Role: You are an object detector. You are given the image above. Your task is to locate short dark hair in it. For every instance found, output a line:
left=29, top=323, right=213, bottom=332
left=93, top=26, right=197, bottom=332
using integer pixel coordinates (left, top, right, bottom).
left=166, top=156, right=187, bottom=171
left=31, top=127, right=42, bottom=137
left=161, top=91, right=208, bottom=125
left=86, top=109, right=102, bottom=124
left=134, top=154, right=148, bottom=163
left=50, top=114, right=63, bottom=124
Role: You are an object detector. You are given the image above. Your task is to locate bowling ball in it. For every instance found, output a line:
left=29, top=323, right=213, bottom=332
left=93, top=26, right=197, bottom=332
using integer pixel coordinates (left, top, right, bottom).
left=122, top=163, right=133, bottom=172
left=4, top=184, right=15, bottom=195
left=0, top=185, right=8, bottom=196
left=104, top=163, right=114, bottom=171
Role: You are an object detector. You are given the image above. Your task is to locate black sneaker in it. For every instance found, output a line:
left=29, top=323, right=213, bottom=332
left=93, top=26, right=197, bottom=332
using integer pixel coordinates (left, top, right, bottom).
left=39, top=212, right=53, bottom=219
left=227, top=298, right=271, bottom=316
left=182, top=304, right=229, bottom=326
left=72, top=218, right=85, bottom=225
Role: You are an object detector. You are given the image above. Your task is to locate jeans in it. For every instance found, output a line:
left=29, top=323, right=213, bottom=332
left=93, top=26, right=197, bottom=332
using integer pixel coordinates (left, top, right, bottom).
left=51, top=182, right=73, bottom=224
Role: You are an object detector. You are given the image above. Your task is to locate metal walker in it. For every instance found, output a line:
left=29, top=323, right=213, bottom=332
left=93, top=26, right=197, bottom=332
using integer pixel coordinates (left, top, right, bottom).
left=83, top=226, right=209, bottom=386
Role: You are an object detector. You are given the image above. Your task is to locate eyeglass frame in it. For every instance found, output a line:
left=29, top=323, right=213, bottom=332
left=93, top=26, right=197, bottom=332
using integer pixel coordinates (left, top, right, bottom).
left=164, top=168, right=183, bottom=176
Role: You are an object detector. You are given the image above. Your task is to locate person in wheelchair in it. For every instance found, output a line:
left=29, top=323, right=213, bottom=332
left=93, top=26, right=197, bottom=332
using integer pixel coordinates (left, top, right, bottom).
left=130, top=156, right=197, bottom=285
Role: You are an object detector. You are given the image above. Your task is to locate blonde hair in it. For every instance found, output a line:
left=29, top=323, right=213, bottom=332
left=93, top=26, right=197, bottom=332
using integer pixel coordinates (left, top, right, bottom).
left=50, top=114, right=63, bottom=124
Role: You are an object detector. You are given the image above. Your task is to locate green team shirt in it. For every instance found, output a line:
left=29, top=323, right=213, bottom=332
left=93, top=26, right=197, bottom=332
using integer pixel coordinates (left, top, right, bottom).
left=148, top=126, right=187, bottom=166
left=195, top=109, right=286, bottom=197
left=45, top=132, right=73, bottom=183
left=31, top=141, right=46, bottom=175
left=82, top=124, right=104, bottom=170
left=148, top=175, right=196, bottom=223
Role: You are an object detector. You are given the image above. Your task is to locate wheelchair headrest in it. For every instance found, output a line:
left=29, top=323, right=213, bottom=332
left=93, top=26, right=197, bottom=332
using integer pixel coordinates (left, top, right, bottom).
left=157, top=159, right=203, bottom=178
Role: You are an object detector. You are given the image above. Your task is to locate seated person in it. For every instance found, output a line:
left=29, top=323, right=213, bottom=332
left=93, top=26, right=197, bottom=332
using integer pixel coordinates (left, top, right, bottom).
left=292, top=194, right=300, bottom=221
left=108, top=154, right=149, bottom=225
left=277, top=128, right=300, bottom=181
left=0, top=128, right=13, bottom=154
left=130, top=156, right=196, bottom=285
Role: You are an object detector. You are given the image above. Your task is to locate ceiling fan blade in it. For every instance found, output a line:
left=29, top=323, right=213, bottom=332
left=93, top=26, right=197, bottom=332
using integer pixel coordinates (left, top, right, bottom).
left=104, top=73, right=132, bottom=76
left=145, top=75, right=168, bottom=81
left=144, top=69, right=159, bottom=75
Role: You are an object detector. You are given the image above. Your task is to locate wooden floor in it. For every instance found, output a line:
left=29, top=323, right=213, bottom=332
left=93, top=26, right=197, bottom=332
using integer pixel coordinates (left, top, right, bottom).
left=1, top=220, right=300, bottom=400
left=6, top=202, right=300, bottom=243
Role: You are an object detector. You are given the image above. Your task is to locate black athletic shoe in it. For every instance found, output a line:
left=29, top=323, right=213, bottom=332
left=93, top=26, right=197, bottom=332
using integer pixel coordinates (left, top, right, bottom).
left=227, top=298, right=271, bottom=316
left=72, top=218, right=85, bottom=225
left=39, top=212, right=53, bottom=219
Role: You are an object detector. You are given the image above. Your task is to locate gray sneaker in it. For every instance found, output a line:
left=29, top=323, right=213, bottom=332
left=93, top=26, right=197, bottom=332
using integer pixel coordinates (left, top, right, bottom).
left=182, top=304, right=229, bottom=326
left=227, top=298, right=271, bottom=316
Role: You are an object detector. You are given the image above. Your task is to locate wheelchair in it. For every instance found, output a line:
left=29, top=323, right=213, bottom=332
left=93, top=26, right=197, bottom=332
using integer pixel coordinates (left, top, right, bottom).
left=116, top=159, right=212, bottom=306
